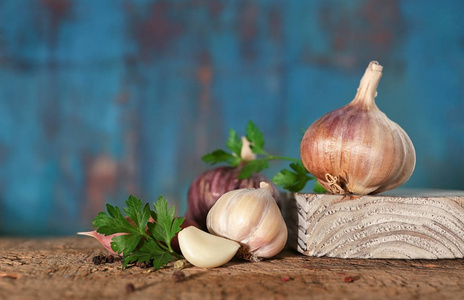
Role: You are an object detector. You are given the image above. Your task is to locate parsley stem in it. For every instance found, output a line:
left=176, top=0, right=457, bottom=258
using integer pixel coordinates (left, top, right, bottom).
left=156, top=240, right=183, bottom=260
left=167, top=244, right=183, bottom=260
left=170, top=250, right=183, bottom=260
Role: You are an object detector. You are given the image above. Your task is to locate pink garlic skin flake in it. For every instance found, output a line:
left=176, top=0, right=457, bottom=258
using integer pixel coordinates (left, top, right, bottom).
left=78, top=216, right=155, bottom=256
left=77, top=231, right=127, bottom=256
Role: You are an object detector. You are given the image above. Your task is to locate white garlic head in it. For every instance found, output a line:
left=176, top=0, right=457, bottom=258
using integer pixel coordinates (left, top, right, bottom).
left=206, top=182, right=287, bottom=261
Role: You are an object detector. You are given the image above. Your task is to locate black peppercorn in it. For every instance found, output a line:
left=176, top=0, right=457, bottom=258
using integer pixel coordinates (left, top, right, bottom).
left=172, top=270, right=186, bottom=282
left=92, top=255, right=102, bottom=265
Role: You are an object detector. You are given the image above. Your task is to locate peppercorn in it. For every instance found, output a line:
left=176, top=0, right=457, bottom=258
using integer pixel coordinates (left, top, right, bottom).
left=172, top=270, right=186, bottom=282
left=92, top=255, right=102, bottom=265
left=136, top=260, right=153, bottom=268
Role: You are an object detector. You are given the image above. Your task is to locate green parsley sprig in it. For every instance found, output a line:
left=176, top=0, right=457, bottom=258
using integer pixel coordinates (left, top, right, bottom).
left=202, top=121, right=324, bottom=193
left=92, top=195, right=184, bottom=269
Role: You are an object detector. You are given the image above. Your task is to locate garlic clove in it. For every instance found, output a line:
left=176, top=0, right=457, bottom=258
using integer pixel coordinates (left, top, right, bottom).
left=246, top=198, right=287, bottom=252
left=178, top=226, right=240, bottom=268
left=225, top=190, right=267, bottom=241
left=252, top=222, right=288, bottom=258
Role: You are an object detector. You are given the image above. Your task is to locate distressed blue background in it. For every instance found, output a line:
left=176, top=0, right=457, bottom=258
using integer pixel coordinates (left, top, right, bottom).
left=0, top=0, right=463, bottom=235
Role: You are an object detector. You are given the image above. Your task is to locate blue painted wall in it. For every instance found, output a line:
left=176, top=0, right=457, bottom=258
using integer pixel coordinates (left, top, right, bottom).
left=0, top=0, right=463, bottom=235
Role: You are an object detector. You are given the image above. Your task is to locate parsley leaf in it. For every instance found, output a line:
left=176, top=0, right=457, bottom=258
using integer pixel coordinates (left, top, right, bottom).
left=111, top=233, right=141, bottom=257
left=202, top=150, right=241, bottom=166
left=272, top=162, right=314, bottom=193
left=122, top=239, right=174, bottom=269
left=93, top=202, right=143, bottom=236
left=92, top=196, right=154, bottom=257
left=123, top=196, right=151, bottom=230
left=200, top=121, right=318, bottom=192
left=237, top=160, right=269, bottom=179
left=148, top=196, right=185, bottom=252
left=246, top=121, right=265, bottom=154
left=92, top=195, right=184, bottom=270
left=226, top=128, right=242, bottom=157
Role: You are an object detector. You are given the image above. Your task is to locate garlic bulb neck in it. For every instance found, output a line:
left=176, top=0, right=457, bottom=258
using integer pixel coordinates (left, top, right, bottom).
left=240, top=136, right=257, bottom=161
left=350, top=61, right=383, bottom=111
left=259, top=181, right=272, bottom=191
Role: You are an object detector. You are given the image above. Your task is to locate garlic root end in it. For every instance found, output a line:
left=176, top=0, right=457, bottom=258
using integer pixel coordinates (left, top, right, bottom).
left=236, top=244, right=262, bottom=262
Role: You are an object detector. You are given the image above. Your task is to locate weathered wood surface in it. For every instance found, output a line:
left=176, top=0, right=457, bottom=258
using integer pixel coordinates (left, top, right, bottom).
left=288, top=190, right=464, bottom=259
left=2, top=237, right=464, bottom=300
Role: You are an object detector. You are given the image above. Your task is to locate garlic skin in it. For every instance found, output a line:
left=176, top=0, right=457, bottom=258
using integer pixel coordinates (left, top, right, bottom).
left=77, top=231, right=126, bottom=256
left=206, top=182, right=287, bottom=262
left=300, top=61, right=416, bottom=195
left=77, top=215, right=155, bottom=256
left=178, top=226, right=240, bottom=268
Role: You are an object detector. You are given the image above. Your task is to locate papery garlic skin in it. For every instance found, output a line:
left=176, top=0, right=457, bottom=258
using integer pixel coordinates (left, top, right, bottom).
left=77, top=216, right=155, bottom=256
left=77, top=231, right=126, bottom=256
left=206, top=182, right=287, bottom=261
left=300, top=61, right=416, bottom=195
left=178, top=226, right=240, bottom=268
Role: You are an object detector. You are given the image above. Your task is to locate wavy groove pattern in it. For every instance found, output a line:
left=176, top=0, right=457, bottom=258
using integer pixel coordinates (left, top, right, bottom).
left=294, top=193, right=464, bottom=259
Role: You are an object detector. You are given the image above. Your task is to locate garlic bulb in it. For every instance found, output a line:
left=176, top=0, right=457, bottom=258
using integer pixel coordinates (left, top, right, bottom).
left=300, top=61, right=416, bottom=195
left=206, top=182, right=287, bottom=262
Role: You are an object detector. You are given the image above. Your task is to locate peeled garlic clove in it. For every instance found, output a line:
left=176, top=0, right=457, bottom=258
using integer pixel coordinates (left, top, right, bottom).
left=178, top=226, right=240, bottom=268
left=300, top=61, right=416, bottom=195
left=207, top=182, right=287, bottom=262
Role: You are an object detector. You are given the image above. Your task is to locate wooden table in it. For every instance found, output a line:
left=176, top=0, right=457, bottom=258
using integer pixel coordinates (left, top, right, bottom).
left=1, top=237, right=464, bottom=299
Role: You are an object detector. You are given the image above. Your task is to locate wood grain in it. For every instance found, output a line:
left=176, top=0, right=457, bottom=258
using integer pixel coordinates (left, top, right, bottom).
left=287, top=191, right=464, bottom=259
